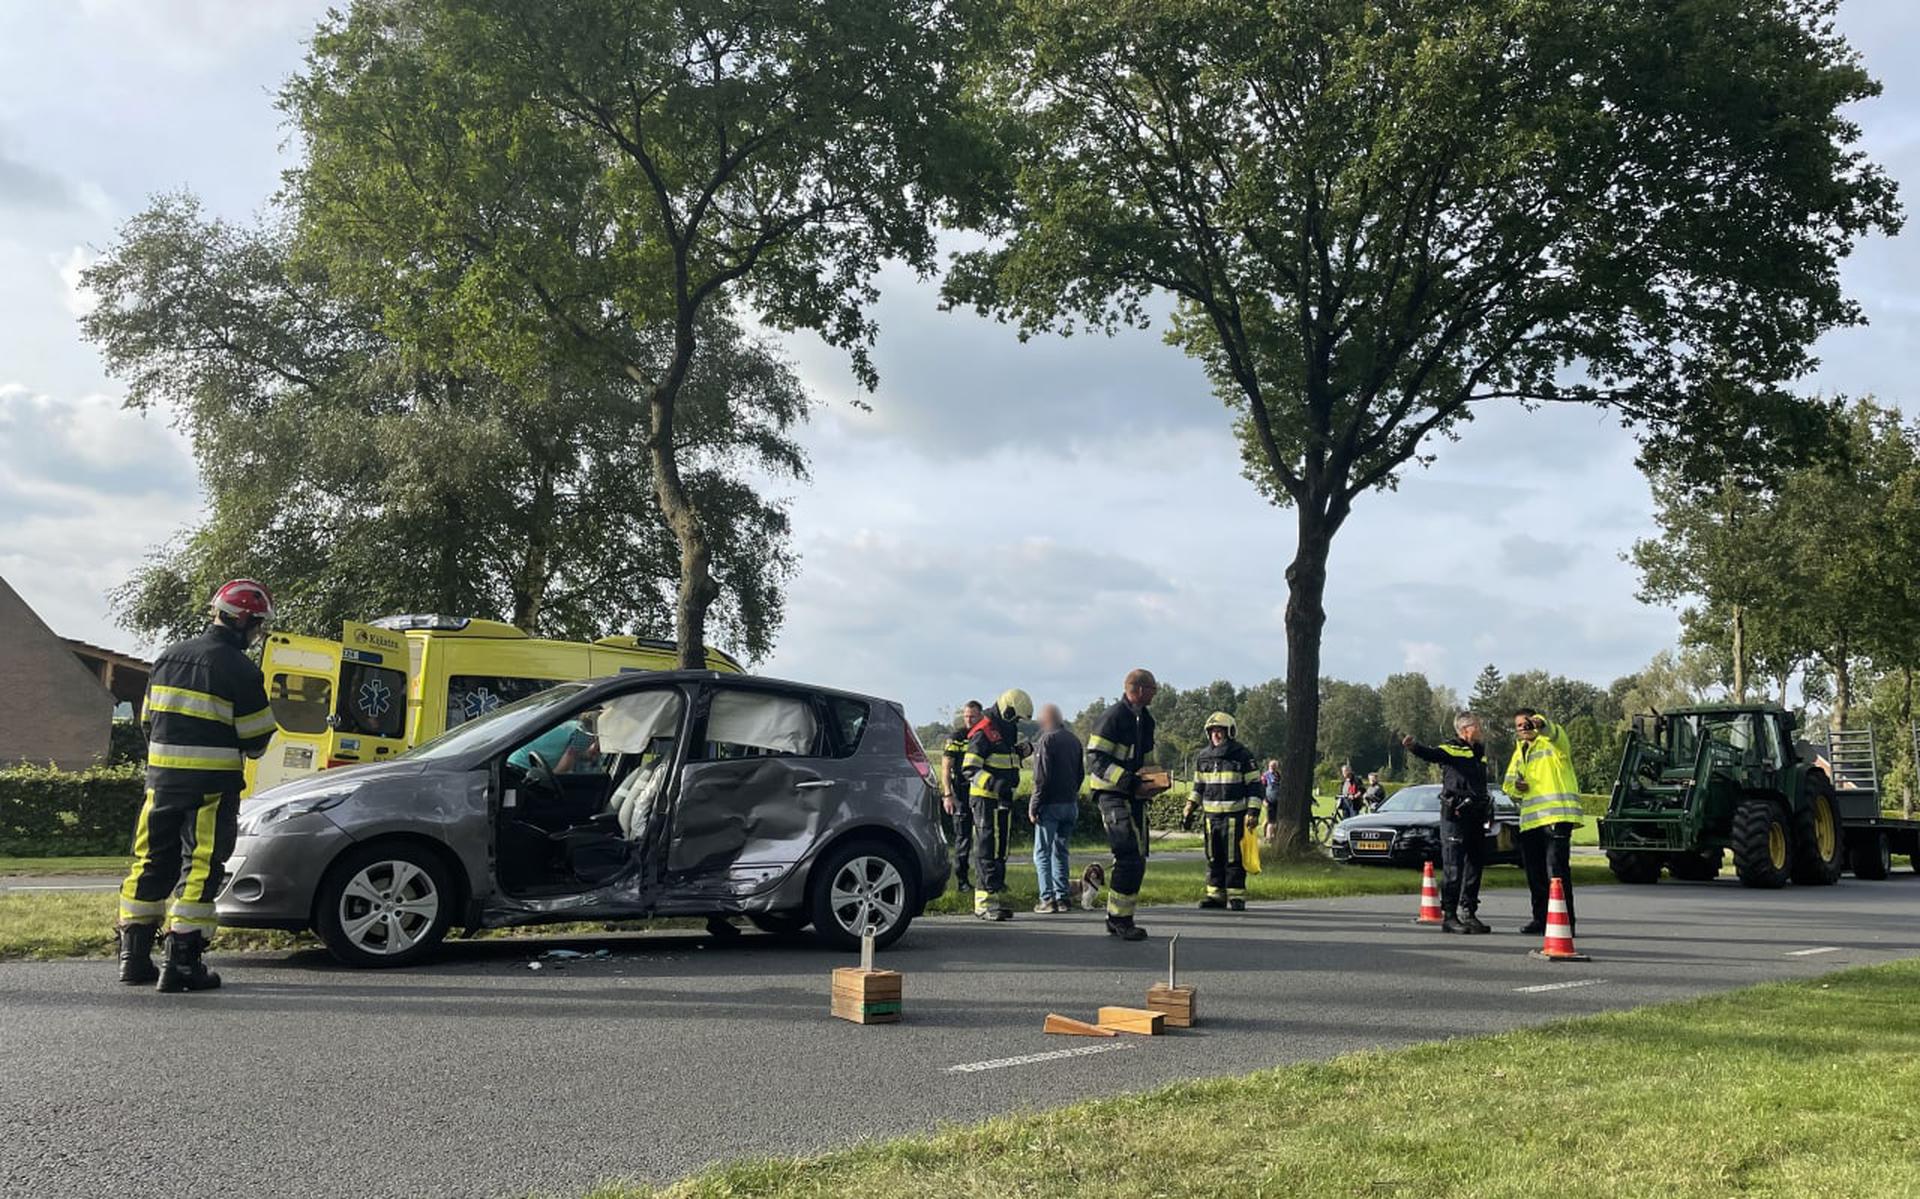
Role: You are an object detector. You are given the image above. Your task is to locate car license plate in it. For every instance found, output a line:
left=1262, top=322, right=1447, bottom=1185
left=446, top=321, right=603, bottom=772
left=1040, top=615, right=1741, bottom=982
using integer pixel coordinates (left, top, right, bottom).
left=1353, top=836, right=1391, bottom=853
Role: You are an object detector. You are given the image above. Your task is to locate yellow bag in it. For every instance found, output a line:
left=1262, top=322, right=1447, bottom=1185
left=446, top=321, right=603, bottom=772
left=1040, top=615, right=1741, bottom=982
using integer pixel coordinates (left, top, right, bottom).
left=1241, top=824, right=1262, bottom=874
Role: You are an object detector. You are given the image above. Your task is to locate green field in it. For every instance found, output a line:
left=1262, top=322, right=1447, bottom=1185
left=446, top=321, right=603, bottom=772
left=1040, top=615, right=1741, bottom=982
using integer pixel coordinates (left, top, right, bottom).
left=0, top=856, right=132, bottom=876
left=592, top=959, right=1920, bottom=1198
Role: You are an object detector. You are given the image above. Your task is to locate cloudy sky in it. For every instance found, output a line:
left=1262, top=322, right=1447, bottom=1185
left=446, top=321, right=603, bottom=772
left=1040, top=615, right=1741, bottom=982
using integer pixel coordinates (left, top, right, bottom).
left=4, top=2, right=1918, bottom=727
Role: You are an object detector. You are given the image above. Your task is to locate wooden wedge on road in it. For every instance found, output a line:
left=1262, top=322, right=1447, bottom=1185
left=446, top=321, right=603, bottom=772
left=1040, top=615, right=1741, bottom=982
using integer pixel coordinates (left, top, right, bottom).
left=1096, top=1006, right=1166, bottom=1036
left=1044, top=1013, right=1118, bottom=1037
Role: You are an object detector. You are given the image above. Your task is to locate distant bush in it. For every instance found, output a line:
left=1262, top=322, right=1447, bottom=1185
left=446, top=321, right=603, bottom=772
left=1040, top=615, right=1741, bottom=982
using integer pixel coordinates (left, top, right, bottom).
left=0, top=764, right=144, bottom=856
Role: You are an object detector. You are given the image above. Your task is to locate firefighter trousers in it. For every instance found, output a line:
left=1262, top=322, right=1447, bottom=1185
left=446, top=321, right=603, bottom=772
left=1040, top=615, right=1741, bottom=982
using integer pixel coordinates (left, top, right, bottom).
left=118, top=786, right=240, bottom=935
left=948, top=797, right=974, bottom=884
left=1203, top=810, right=1248, bottom=898
left=969, top=796, right=1014, bottom=912
left=1098, top=792, right=1148, bottom=920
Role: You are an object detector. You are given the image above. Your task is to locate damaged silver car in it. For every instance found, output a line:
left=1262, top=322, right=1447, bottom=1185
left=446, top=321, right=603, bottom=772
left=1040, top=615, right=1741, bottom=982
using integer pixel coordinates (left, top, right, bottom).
left=217, top=672, right=951, bottom=966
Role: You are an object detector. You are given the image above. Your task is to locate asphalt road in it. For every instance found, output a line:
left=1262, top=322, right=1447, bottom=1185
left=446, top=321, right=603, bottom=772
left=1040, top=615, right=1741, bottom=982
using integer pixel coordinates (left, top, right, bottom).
left=4, top=877, right=1918, bottom=1199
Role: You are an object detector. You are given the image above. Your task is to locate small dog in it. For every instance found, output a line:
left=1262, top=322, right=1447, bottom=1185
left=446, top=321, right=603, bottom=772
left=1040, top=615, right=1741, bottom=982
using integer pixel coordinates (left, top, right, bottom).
left=1065, top=862, right=1106, bottom=910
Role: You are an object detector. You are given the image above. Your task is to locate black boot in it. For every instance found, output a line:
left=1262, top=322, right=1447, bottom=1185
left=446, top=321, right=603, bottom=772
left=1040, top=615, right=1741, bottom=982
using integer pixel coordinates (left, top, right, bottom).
left=1227, top=898, right=1247, bottom=912
left=1198, top=896, right=1228, bottom=910
left=116, top=924, right=158, bottom=986
left=1440, top=912, right=1467, bottom=934
left=1105, top=915, right=1148, bottom=941
left=156, top=931, right=221, bottom=993
left=1461, top=912, right=1491, bottom=935
left=1520, top=919, right=1546, bottom=936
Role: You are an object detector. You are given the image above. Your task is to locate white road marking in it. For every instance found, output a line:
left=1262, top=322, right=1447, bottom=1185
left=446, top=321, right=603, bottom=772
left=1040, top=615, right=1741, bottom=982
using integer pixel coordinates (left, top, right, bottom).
left=947, top=1043, right=1137, bottom=1074
left=1513, top=978, right=1608, bottom=994
left=1785, top=946, right=1842, bottom=957
left=2, top=884, right=118, bottom=892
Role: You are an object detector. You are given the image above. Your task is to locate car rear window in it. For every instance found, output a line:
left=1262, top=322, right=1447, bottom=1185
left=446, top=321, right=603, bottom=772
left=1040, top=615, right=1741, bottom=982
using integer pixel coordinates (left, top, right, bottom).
left=826, top=696, right=870, bottom=757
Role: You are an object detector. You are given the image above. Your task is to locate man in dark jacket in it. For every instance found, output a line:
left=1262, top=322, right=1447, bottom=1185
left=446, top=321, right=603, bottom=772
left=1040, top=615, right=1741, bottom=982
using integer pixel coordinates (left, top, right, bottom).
left=941, top=700, right=983, bottom=891
left=117, top=579, right=278, bottom=991
left=1086, top=668, right=1158, bottom=941
left=1029, top=704, right=1084, bottom=913
left=1401, top=712, right=1493, bottom=935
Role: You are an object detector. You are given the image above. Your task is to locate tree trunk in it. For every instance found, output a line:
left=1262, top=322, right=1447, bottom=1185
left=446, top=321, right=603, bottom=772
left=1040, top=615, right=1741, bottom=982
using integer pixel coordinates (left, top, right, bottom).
left=1903, top=665, right=1914, bottom=820
left=512, top=457, right=555, bottom=632
left=1275, top=507, right=1333, bottom=850
left=1831, top=636, right=1851, bottom=731
left=1730, top=604, right=1746, bottom=703
left=634, top=318, right=720, bottom=670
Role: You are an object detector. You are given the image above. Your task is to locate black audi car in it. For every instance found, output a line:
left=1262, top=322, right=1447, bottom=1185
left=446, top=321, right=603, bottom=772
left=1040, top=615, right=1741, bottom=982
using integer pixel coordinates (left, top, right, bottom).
left=1330, top=783, right=1522, bottom=867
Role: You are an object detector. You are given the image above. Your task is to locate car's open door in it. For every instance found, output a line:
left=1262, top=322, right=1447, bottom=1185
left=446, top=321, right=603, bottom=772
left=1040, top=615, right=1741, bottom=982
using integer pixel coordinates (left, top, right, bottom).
left=251, top=621, right=411, bottom=793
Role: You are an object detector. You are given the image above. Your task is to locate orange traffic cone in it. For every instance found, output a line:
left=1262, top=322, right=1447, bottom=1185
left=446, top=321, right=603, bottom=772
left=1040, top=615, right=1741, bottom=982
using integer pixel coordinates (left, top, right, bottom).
left=1530, top=877, right=1589, bottom=961
left=1413, top=860, right=1443, bottom=925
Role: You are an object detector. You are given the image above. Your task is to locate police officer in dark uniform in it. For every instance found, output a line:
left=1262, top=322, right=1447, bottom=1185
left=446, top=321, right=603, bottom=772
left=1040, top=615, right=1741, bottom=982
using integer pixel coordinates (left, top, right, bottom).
left=1086, top=668, right=1158, bottom=941
left=941, top=701, right=982, bottom=892
left=1401, top=712, right=1494, bottom=935
left=116, top=579, right=278, bottom=991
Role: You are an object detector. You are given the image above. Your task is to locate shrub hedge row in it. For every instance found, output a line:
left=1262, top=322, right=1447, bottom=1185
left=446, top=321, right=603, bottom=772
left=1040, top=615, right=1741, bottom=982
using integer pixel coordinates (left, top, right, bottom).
left=0, top=764, right=145, bottom=856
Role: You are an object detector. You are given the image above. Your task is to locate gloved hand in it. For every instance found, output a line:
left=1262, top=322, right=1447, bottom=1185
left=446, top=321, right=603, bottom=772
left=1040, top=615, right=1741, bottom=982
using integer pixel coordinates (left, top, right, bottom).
left=1180, top=804, right=1197, bottom=832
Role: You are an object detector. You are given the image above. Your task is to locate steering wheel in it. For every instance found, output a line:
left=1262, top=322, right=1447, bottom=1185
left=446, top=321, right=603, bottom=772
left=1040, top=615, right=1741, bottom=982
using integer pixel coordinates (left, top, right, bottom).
left=521, top=750, right=565, bottom=800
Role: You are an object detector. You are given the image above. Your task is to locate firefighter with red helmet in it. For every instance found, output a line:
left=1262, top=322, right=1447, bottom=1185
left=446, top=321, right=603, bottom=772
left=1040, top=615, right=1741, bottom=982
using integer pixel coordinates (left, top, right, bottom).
left=115, top=579, right=278, bottom=992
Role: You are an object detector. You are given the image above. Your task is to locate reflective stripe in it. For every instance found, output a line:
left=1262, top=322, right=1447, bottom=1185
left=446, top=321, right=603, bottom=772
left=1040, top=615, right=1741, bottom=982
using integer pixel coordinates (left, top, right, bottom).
left=234, top=706, right=278, bottom=739
left=118, top=899, right=166, bottom=923
left=1195, top=770, right=1241, bottom=785
left=147, top=685, right=233, bottom=723
left=1200, top=800, right=1250, bottom=813
left=963, top=752, right=986, bottom=771
left=1518, top=792, right=1585, bottom=832
left=1107, top=890, right=1137, bottom=917
left=178, top=793, right=222, bottom=905
left=1206, top=885, right=1228, bottom=899
left=1087, top=735, right=1131, bottom=758
left=147, top=743, right=243, bottom=771
left=1439, top=743, right=1475, bottom=758
left=120, top=790, right=157, bottom=908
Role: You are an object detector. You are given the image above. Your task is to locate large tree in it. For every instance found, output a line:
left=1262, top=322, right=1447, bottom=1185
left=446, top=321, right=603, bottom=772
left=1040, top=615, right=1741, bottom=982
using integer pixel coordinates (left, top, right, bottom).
left=83, top=194, right=807, bottom=651
left=285, top=0, right=981, bottom=666
left=947, top=0, right=1898, bottom=844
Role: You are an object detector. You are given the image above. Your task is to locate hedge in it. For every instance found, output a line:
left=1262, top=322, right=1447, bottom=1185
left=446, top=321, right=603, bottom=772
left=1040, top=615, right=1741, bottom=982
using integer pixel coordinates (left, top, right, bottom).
left=0, top=764, right=145, bottom=856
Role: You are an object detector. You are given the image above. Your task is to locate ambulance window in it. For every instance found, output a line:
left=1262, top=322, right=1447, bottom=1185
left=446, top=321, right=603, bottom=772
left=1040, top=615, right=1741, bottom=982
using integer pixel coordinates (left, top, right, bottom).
left=339, top=663, right=408, bottom=739
left=447, top=675, right=562, bottom=728
left=271, top=673, right=332, bottom=735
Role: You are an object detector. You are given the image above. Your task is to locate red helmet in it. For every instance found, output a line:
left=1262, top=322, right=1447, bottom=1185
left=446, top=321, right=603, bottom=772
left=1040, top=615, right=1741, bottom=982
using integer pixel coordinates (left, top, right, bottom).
left=210, top=578, right=275, bottom=623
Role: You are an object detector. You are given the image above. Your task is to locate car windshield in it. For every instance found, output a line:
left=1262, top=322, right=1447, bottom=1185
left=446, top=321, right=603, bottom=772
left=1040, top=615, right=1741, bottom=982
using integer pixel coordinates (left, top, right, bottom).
left=405, top=683, right=589, bottom=762
left=1377, top=787, right=1442, bottom=813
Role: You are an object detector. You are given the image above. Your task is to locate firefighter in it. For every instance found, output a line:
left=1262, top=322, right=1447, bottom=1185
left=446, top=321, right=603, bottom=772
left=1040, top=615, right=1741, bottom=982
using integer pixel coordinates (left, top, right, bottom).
left=941, top=700, right=983, bottom=892
left=1401, top=712, right=1494, bottom=934
left=116, top=579, right=278, bottom=991
left=1504, top=708, right=1584, bottom=935
left=1086, top=668, right=1158, bottom=941
left=1182, top=712, right=1261, bottom=910
left=964, top=689, right=1032, bottom=920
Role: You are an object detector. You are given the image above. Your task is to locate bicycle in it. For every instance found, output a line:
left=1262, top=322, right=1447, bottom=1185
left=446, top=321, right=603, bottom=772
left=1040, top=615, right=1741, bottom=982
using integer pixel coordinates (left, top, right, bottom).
left=1309, top=813, right=1339, bottom=847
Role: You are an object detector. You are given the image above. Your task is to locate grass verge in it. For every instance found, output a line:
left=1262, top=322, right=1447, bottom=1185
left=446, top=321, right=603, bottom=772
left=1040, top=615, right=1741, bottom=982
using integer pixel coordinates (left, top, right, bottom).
left=0, top=855, right=131, bottom=876
left=593, top=959, right=1920, bottom=1199
left=923, top=854, right=1615, bottom=915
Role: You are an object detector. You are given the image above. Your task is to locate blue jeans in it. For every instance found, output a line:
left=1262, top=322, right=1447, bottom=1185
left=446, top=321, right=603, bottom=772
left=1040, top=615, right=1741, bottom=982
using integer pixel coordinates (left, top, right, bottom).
left=1031, top=803, right=1077, bottom=901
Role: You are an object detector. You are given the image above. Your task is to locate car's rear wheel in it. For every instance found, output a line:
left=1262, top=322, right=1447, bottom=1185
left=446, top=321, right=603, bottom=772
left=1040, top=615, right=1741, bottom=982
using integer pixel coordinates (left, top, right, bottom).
left=315, top=842, right=455, bottom=968
left=748, top=911, right=812, bottom=936
left=808, top=840, right=914, bottom=952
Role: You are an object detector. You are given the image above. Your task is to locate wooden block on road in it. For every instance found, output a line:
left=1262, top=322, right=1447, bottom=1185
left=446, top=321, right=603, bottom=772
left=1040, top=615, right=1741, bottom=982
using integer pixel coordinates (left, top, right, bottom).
left=1097, top=1006, right=1166, bottom=1036
left=1044, top=1013, right=1118, bottom=1037
left=1146, top=984, right=1197, bottom=1028
left=831, top=967, right=903, bottom=1024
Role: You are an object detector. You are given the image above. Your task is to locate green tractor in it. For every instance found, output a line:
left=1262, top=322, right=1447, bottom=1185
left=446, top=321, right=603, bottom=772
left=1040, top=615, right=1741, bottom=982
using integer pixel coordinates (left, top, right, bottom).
left=1599, top=704, right=1858, bottom=887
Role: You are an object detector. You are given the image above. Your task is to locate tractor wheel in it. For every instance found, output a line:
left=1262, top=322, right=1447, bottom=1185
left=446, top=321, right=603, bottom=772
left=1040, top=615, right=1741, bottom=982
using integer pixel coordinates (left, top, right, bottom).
left=1847, top=833, right=1892, bottom=881
left=1732, top=797, right=1792, bottom=889
left=1665, top=848, right=1724, bottom=882
left=1606, top=850, right=1663, bottom=884
left=1790, top=782, right=1845, bottom=886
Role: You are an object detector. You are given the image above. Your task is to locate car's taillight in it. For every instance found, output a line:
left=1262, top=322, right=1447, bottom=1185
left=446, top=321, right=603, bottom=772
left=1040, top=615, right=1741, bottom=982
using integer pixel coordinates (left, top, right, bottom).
left=903, top=723, right=932, bottom=783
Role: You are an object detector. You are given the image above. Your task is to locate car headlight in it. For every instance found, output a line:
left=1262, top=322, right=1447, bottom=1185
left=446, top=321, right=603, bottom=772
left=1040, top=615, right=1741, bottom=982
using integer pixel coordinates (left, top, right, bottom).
left=1331, top=827, right=1349, bottom=842
left=238, top=789, right=354, bottom=836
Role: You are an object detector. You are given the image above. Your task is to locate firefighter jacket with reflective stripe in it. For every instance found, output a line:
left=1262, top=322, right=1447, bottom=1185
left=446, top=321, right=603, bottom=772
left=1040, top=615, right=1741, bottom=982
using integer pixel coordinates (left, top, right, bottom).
left=1193, top=738, right=1261, bottom=813
left=1503, top=720, right=1585, bottom=831
left=964, top=712, right=1022, bottom=802
left=1405, top=736, right=1491, bottom=822
left=143, top=624, right=274, bottom=793
left=1086, top=700, right=1154, bottom=796
left=941, top=724, right=970, bottom=799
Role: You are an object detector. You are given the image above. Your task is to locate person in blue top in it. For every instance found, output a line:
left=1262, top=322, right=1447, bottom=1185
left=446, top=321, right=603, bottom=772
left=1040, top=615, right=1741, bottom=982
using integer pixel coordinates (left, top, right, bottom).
left=509, top=718, right=598, bottom=776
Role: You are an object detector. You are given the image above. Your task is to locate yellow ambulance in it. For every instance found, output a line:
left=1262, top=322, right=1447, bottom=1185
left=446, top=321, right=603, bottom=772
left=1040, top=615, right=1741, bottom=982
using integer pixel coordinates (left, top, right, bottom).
left=249, top=614, right=742, bottom=792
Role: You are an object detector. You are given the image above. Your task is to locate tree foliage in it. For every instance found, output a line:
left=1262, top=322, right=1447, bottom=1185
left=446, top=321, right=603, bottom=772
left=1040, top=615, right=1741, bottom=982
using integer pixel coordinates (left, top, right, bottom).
left=83, top=194, right=806, bottom=652
left=285, top=0, right=982, bottom=666
left=946, top=0, right=1899, bottom=844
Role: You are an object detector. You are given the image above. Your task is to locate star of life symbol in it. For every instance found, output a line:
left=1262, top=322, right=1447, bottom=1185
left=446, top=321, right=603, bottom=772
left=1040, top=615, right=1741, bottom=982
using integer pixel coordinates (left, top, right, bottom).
left=462, top=687, right=502, bottom=721
left=358, top=677, right=394, bottom=719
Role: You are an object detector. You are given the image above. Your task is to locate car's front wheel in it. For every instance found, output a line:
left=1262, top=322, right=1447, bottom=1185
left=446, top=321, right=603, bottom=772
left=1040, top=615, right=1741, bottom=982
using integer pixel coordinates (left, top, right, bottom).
left=315, top=842, right=455, bottom=968
left=808, top=840, right=915, bottom=952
